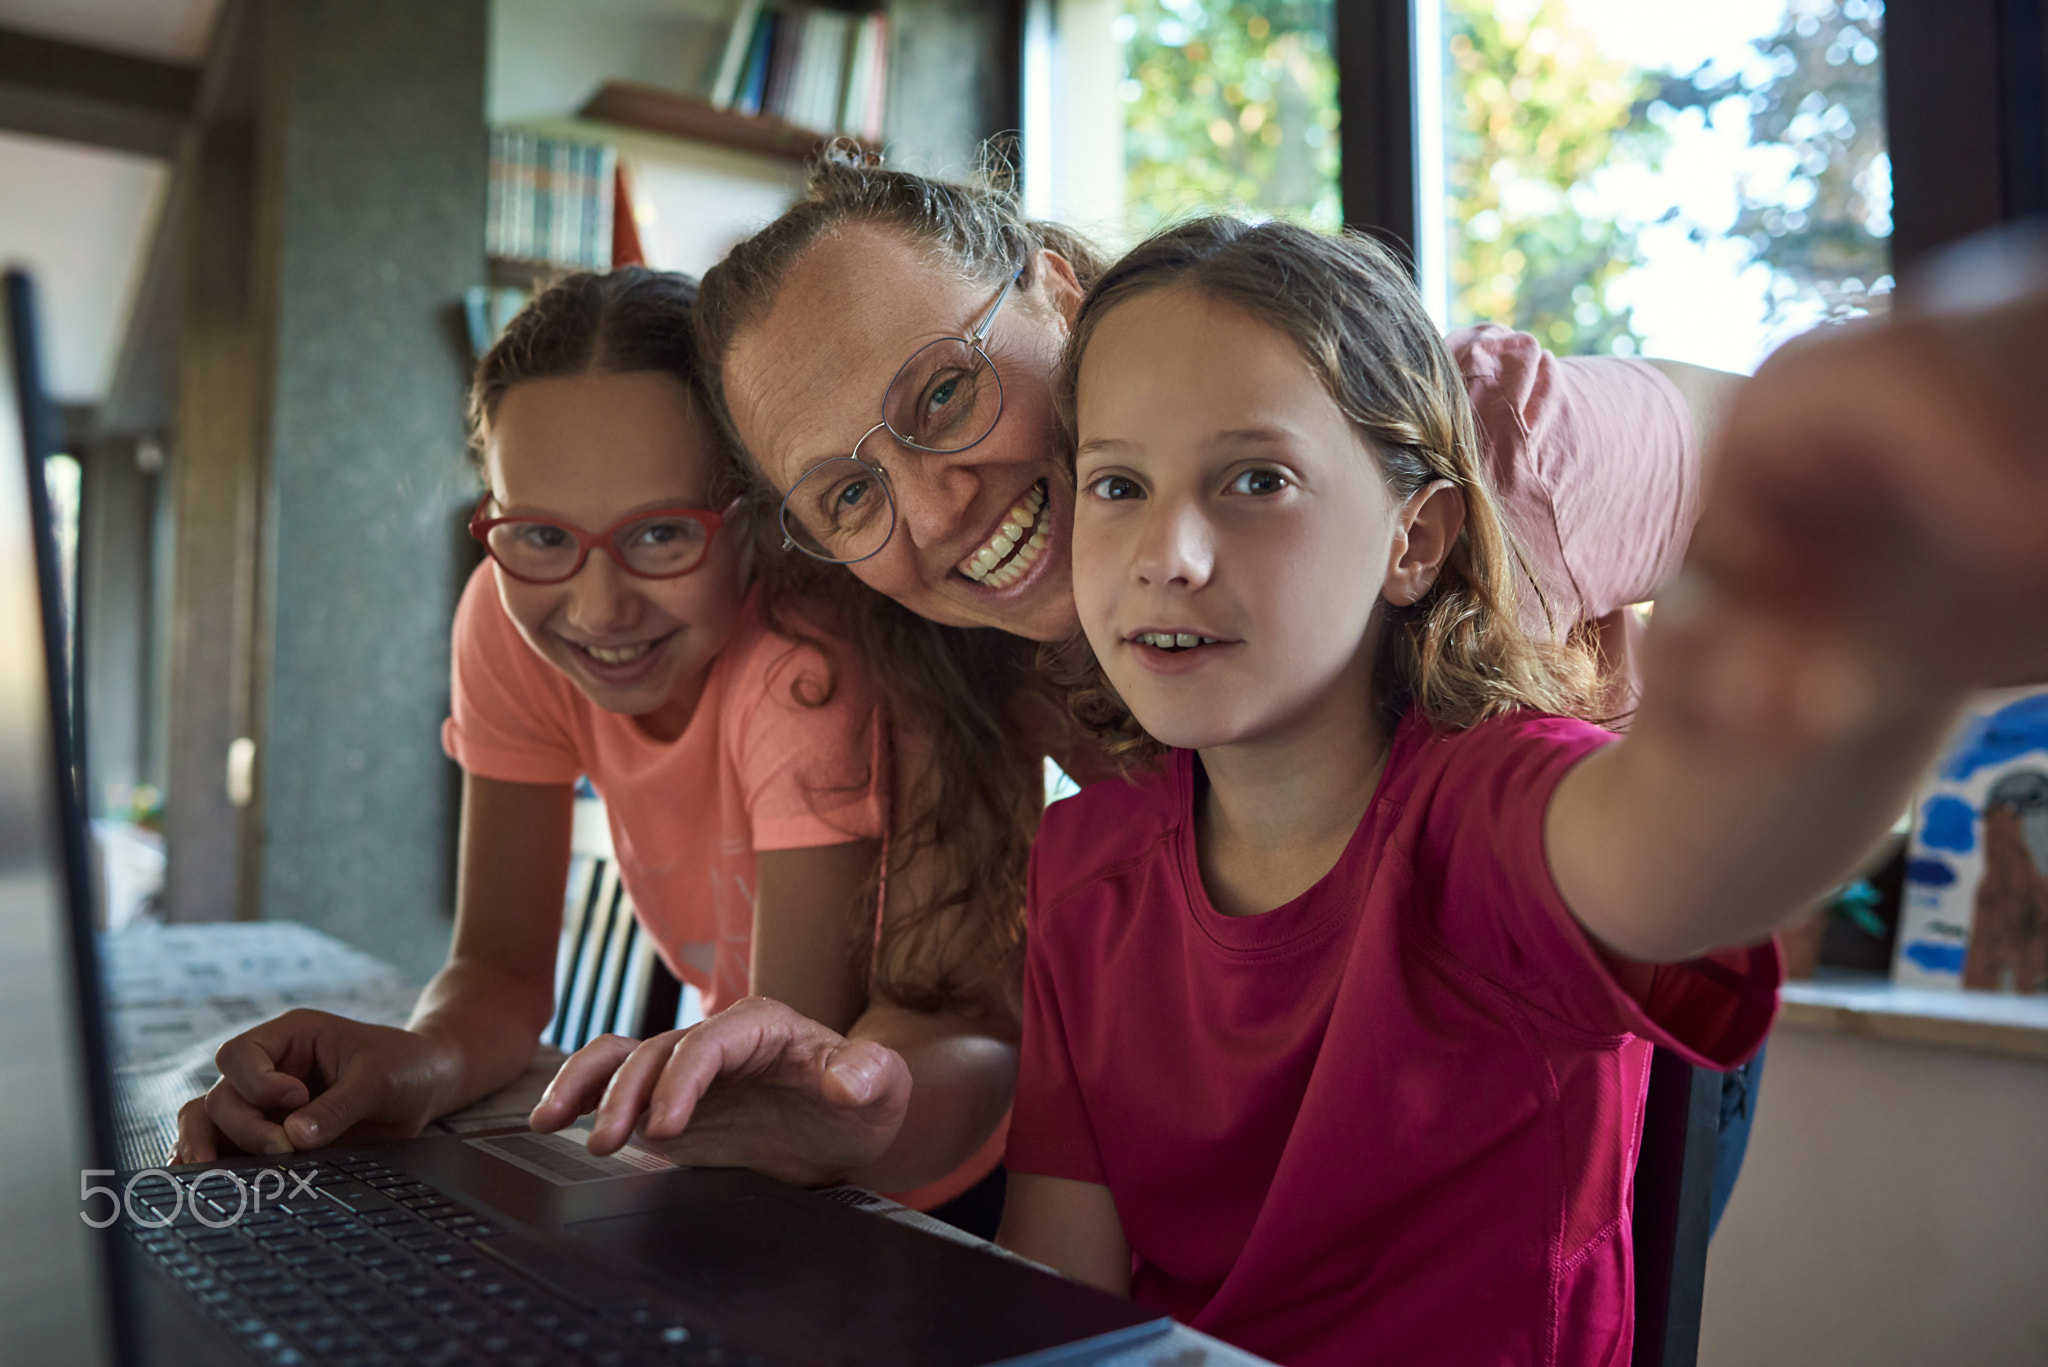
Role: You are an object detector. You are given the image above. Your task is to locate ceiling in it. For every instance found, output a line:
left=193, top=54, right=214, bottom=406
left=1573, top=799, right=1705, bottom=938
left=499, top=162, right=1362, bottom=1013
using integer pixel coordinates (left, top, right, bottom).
left=0, top=0, right=216, bottom=407
left=0, top=0, right=217, bottom=62
left=0, top=0, right=743, bottom=408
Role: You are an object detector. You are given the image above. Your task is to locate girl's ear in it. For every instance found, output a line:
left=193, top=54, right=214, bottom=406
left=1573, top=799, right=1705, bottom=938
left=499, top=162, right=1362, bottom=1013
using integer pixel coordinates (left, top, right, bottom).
left=1037, top=249, right=1087, bottom=328
left=1383, top=480, right=1465, bottom=606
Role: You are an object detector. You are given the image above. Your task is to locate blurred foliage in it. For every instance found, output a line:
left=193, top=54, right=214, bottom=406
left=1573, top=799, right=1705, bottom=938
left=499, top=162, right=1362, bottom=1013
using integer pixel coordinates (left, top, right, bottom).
left=1659, top=0, right=1891, bottom=323
left=1119, top=0, right=1340, bottom=242
left=1443, top=0, right=1658, bottom=355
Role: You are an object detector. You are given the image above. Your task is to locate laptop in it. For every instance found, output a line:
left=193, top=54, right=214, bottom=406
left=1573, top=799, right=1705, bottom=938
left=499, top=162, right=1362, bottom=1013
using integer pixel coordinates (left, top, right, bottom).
left=0, top=267, right=1171, bottom=1367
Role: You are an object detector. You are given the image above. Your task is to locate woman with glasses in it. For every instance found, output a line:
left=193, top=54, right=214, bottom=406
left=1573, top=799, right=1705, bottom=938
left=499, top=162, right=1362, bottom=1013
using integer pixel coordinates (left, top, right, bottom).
left=538, top=153, right=1748, bottom=1214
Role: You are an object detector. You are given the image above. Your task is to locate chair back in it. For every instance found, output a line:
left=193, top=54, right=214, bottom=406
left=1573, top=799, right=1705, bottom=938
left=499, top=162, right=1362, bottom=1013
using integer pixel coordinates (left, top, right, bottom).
left=543, top=794, right=688, bottom=1052
left=1630, top=1049, right=1723, bottom=1367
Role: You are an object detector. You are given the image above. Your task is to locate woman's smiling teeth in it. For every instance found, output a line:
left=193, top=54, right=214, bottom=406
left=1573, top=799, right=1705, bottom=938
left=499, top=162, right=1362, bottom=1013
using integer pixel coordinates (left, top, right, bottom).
left=1133, top=632, right=1219, bottom=651
left=960, top=481, right=1050, bottom=589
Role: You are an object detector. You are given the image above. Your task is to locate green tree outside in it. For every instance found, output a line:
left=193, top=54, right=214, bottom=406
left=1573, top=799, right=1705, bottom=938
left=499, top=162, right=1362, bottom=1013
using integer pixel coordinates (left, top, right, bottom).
left=1109, top=0, right=1889, bottom=359
left=1442, top=0, right=1660, bottom=356
left=1660, top=0, right=1890, bottom=324
left=1118, top=0, right=1340, bottom=243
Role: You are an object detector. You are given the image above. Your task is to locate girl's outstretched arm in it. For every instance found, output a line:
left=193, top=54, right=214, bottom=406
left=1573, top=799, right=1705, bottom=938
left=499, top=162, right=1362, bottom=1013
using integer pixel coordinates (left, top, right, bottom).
left=1546, top=654, right=1960, bottom=964
left=1546, top=283, right=2048, bottom=962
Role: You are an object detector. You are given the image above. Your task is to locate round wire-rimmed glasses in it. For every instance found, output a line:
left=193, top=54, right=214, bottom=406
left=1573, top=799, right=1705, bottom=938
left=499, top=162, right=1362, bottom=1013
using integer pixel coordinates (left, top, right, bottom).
left=779, top=266, right=1024, bottom=564
left=469, top=496, right=736, bottom=584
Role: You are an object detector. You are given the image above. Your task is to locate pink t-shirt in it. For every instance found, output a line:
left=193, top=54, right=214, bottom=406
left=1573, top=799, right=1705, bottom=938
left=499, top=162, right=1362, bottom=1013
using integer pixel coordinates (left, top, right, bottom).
left=441, top=562, right=886, bottom=1014
left=1456, top=325, right=1701, bottom=634
left=1008, top=711, right=1780, bottom=1367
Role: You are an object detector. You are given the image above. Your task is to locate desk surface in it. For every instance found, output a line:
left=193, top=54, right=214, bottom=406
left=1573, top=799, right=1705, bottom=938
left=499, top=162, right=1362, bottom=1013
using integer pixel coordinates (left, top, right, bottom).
left=103, top=920, right=1277, bottom=1367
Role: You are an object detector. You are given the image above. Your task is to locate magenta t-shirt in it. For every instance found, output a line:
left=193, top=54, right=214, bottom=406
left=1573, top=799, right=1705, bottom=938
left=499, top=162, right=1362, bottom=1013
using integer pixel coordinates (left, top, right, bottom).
left=1008, top=711, right=1780, bottom=1367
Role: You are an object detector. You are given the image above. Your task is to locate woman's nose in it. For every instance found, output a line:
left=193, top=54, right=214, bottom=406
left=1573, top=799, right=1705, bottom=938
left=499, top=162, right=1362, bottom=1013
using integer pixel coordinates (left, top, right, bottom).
left=881, top=448, right=983, bottom=551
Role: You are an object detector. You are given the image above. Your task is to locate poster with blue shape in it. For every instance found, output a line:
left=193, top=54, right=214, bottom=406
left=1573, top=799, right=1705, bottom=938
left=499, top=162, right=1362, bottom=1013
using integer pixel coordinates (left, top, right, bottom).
left=1895, top=688, right=2048, bottom=991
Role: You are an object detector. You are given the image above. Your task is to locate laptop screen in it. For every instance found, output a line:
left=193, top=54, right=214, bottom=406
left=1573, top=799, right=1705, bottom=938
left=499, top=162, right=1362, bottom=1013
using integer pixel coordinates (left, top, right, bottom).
left=0, top=269, right=124, bottom=1367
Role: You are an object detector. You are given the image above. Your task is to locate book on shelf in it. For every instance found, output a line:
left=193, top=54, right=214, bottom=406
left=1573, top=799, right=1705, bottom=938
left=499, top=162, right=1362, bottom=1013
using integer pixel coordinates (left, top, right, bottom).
left=716, top=4, right=888, bottom=142
left=486, top=129, right=617, bottom=271
left=709, top=0, right=767, bottom=108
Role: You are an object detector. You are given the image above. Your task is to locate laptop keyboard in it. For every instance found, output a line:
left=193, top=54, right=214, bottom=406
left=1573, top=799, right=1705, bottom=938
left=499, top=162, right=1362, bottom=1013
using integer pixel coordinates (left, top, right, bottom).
left=125, top=1152, right=770, bottom=1367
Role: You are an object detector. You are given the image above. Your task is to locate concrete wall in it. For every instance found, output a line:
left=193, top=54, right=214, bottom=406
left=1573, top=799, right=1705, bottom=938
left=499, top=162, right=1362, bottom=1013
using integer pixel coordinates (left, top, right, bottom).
left=254, top=0, right=487, bottom=979
left=1701, top=1026, right=2048, bottom=1366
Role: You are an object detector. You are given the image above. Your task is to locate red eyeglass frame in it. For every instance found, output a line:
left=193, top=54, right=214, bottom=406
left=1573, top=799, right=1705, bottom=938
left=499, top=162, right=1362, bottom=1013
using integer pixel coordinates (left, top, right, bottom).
left=467, top=495, right=739, bottom=584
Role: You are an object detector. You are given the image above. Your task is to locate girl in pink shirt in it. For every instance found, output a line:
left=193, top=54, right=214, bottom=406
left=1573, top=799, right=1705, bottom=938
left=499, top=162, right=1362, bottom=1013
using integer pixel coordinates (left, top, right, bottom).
left=998, top=217, right=1973, bottom=1364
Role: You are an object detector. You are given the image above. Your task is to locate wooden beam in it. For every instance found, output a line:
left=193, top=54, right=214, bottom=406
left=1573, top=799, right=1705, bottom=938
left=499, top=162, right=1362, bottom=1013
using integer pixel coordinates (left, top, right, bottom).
left=0, top=26, right=198, bottom=157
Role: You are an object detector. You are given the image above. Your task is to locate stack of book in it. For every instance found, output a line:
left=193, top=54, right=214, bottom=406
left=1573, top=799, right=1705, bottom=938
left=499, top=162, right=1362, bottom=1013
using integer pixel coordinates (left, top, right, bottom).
left=486, top=130, right=618, bottom=271
left=708, top=2, right=889, bottom=142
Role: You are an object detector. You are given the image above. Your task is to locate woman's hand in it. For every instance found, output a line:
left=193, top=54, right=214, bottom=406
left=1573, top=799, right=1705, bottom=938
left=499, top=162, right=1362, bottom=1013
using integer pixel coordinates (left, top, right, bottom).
left=171, top=1010, right=454, bottom=1164
left=528, top=996, right=912, bottom=1187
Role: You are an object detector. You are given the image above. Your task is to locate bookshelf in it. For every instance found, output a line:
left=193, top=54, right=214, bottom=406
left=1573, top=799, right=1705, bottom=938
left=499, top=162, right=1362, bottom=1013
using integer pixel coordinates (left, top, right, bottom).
left=482, top=0, right=1023, bottom=289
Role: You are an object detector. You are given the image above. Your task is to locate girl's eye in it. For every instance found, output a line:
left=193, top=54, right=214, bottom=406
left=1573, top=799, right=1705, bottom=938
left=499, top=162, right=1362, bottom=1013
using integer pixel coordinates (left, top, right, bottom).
left=626, top=518, right=701, bottom=549
left=1086, top=474, right=1142, bottom=501
left=516, top=523, right=571, bottom=548
left=1228, top=469, right=1289, bottom=496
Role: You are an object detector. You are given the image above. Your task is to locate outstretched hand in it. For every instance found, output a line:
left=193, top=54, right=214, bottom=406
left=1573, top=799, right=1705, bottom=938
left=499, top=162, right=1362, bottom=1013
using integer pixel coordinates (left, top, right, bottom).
left=1653, top=312, right=2048, bottom=742
left=171, top=1010, right=451, bottom=1164
left=529, top=996, right=912, bottom=1187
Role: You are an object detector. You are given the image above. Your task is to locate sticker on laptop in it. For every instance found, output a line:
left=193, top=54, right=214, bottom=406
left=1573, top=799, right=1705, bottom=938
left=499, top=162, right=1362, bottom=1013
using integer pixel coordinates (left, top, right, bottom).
left=466, top=1127, right=677, bottom=1185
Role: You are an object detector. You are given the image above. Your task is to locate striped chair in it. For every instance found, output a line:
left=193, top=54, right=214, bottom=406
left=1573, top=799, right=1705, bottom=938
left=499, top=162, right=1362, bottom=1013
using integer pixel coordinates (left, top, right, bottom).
left=542, top=793, right=700, bottom=1054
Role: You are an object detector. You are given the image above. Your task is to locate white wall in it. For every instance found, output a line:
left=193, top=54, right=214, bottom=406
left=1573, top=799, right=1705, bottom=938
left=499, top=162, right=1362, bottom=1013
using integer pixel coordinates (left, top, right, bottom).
left=0, top=133, right=168, bottom=403
left=1701, top=1026, right=2048, bottom=1366
left=488, top=0, right=728, bottom=126
left=488, top=0, right=804, bottom=281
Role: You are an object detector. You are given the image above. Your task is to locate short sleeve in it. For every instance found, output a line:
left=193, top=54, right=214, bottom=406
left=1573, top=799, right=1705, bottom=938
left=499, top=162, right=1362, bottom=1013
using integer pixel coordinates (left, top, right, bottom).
left=724, top=624, right=887, bottom=851
left=441, top=562, right=585, bottom=785
left=1005, top=844, right=1110, bottom=1185
left=1416, top=715, right=1780, bottom=1069
left=1451, top=325, right=1702, bottom=631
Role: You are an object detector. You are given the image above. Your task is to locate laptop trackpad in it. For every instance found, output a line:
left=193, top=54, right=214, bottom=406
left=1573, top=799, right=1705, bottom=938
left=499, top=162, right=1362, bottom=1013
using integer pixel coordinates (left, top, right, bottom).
left=565, top=1195, right=1159, bottom=1364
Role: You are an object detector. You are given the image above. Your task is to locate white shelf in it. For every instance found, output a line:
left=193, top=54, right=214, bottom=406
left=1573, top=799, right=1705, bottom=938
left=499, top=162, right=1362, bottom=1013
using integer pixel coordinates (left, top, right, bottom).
left=1780, top=970, right=2048, bottom=1062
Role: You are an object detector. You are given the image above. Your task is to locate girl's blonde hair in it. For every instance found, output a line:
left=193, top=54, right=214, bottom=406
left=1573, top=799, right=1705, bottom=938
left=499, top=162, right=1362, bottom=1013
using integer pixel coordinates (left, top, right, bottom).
left=694, top=149, right=1111, bottom=1018
left=1047, top=215, right=1601, bottom=764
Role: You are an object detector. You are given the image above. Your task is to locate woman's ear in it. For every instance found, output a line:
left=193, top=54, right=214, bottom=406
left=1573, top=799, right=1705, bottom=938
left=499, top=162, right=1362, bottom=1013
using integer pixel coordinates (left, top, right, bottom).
left=1383, top=480, right=1466, bottom=606
left=1036, top=249, right=1087, bottom=328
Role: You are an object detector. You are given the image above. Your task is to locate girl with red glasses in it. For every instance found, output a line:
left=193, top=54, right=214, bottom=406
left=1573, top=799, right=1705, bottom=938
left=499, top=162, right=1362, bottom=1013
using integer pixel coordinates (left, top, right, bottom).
left=174, top=268, right=1005, bottom=1229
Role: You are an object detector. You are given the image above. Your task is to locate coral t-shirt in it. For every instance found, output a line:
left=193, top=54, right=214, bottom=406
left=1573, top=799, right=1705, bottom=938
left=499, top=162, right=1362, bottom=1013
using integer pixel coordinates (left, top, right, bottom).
left=1008, top=711, right=1781, bottom=1367
left=441, top=562, right=886, bottom=1014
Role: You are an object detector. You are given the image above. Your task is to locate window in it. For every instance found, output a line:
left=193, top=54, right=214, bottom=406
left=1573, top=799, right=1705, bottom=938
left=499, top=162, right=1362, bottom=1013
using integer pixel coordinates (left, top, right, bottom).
left=1426, top=0, right=1891, bottom=372
left=1029, top=0, right=1340, bottom=252
left=45, top=452, right=81, bottom=690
